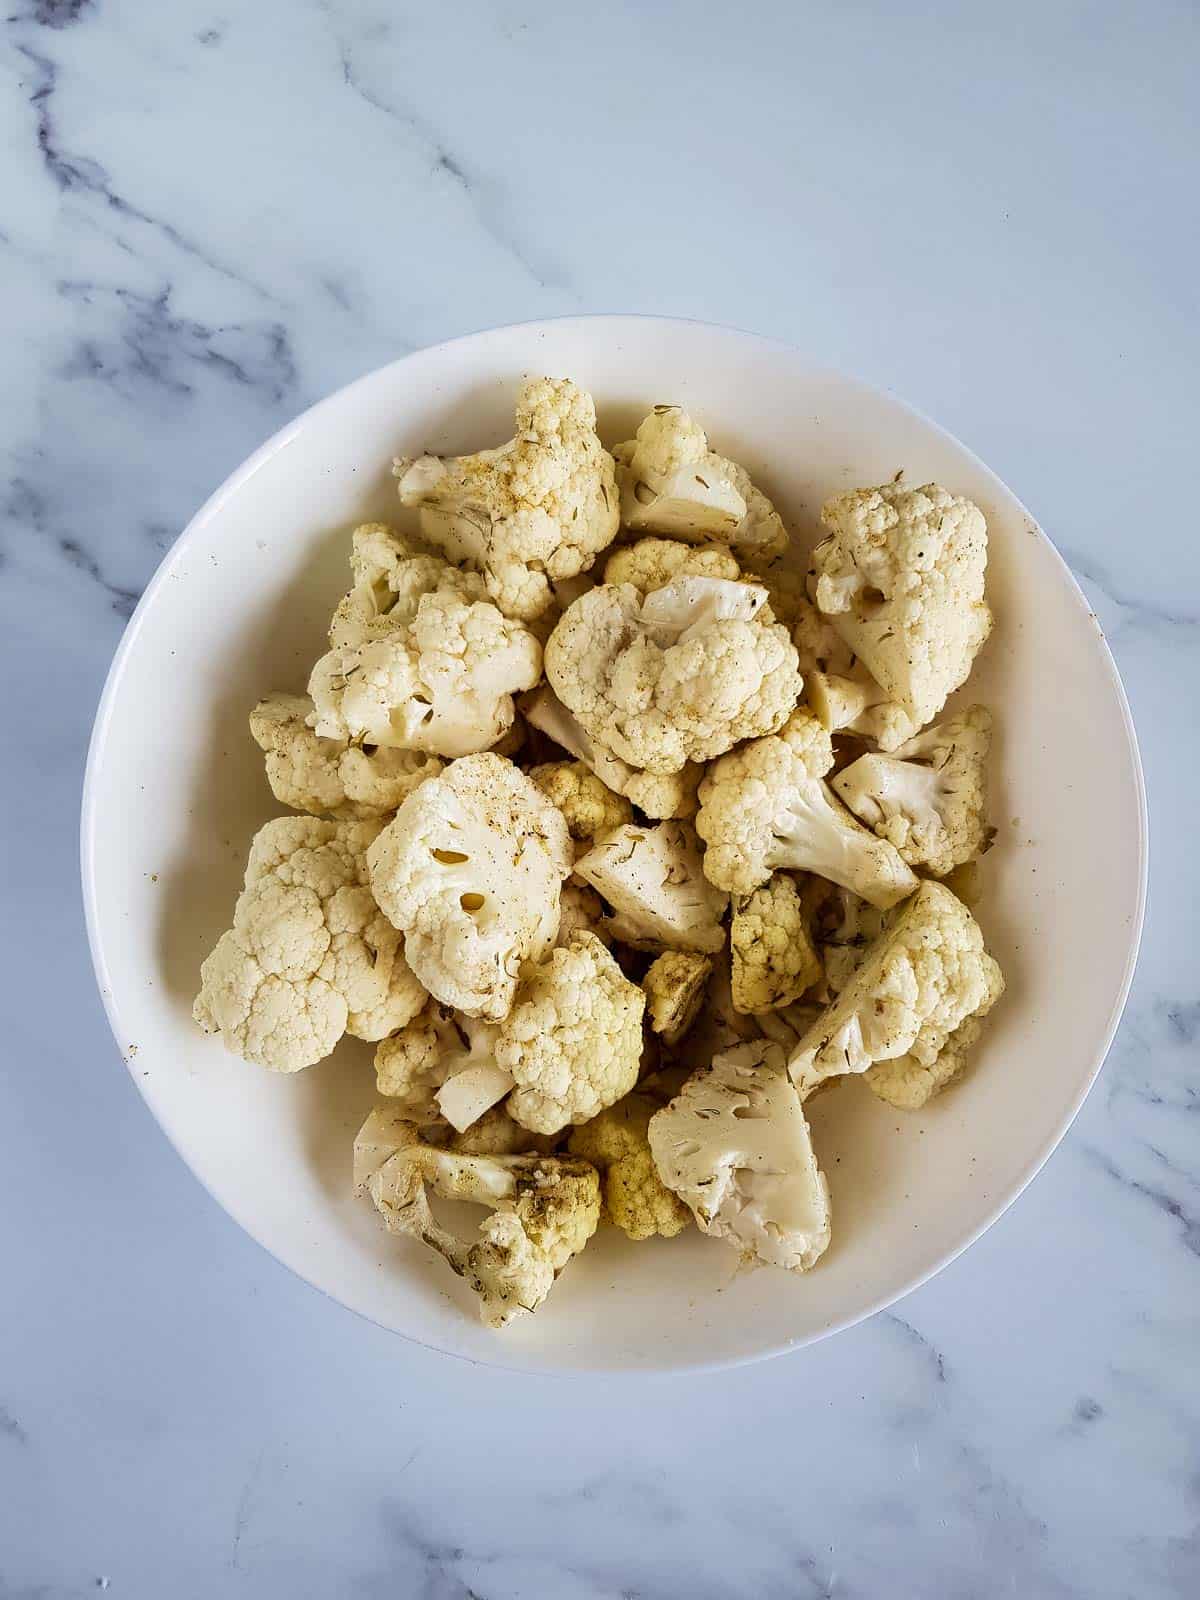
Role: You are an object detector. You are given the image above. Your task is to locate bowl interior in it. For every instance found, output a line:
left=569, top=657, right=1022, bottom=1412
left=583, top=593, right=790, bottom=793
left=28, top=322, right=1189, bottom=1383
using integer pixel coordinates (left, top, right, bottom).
left=83, top=318, right=1145, bottom=1373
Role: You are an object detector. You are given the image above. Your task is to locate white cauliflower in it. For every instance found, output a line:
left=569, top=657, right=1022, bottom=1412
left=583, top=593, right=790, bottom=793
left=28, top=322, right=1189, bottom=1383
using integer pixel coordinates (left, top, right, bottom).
left=545, top=578, right=801, bottom=774
left=527, top=760, right=633, bottom=849
left=249, top=693, right=442, bottom=818
left=614, top=406, right=787, bottom=557
left=374, top=1001, right=510, bottom=1133
left=569, top=1092, right=691, bottom=1240
left=308, top=526, right=541, bottom=757
left=791, top=596, right=918, bottom=749
left=366, top=754, right=571, bottom=1021
left=730, top=873, right=822, bottom=1014
left=787, top=881, right=1005, bottom=1097
left=812, top=483, right=992, bottom=729
left=394, top=377, right=619, bottom=621
left=193, top=817, right=426, bottom=1072
left=521, top=685, right=701, bottom=819
left=799, top=878, right=888, bottom=998
left=603, top=536, right=743, bottom=594
left=496, top=932, right=646, bottom=1135
left=695, top=708, right=918, bottom=906
left=642, top=949, right=713, bottom=1046
left=666, top=959, right=761, bottom=1072
left=832, top=706, right=994, bottom=876
left=574, top=820, right=729, bottom=953
left=354, top=1110, right=600, bottom=1327
left=555, top=879, right=614, bottom=946
left=447, top=1104, right=559, bottom=1157
left=648, top=1042, right=831, bottom=1271
left=864, top=989, right=1000, bottom=1110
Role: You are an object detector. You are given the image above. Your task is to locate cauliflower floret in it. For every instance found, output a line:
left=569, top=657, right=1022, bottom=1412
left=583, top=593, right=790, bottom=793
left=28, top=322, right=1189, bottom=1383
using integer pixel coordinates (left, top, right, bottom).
left=193, top=817, right=426, bottom=1071
left=739, top=548, right=807, bottom=629
left=574, top=820, right=729, bottom=953
left=696, top=709, right=918, bottom=906
left=448, top=1104, right=559, bottom=1157
left=832, top=707, right=994, bottom=876
left=799, top=878, right=888, bottom=997
left=614, top=407, right=787, bottom=557
left=648, top=1042, right=831, bottom=1271
left=355, top=1112, right=600, bottom=1327
left=569, top=1093, right=691, bottom=1240
left=309, top=532, right=542, bottom=758
left=603, top=536, right=742, bottom=593
left=864, top=972, right=1001, bottom=1109
left=642, top=950, right=713, bottom=1046
left=374, top=1001, right=511, bottom=1134
left=730, top=874, right=822, bottom=1014
left=528, top=761, right=633, bottom=849
left=791, top=596, right=918, bottom=749
left=787, top=881, right=1005, bottom=1097
left=813, top=483, right=992, bottom=729
left=394, top=377, right=620, bottom=621
left=495, top=932, right=646, bottom=1135
left=521, top=686, right=700, bottom=819
left=555, top=879, right=613, bottom=946
left=545, top=578, right=801, bottom=775
left=366, top=754, right=571, bottom=1020
left=666, top=959, right=761, bottom=1072
left=249, top=693, right=442, bottom=818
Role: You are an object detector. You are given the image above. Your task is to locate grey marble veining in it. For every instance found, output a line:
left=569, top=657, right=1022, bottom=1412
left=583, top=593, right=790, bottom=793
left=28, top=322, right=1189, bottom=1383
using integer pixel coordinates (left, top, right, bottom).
left=1, top=1, right=1197, bottom=1595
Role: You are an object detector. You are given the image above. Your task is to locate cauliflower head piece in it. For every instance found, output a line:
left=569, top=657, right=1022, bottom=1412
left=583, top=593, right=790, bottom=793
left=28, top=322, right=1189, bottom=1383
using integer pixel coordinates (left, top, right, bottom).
left=863, top=973, right=1001, bottom=1109
left=355, top=1110, right=600, bottom=1327
left=569, top=1092, right=691, bottom=1240
left=194, top=816, right=426, bottom=1071
left=791, top=596, right=918, bottom=750
left=648, top=1041, right=831, bottom=1271
left=528, top=760, right=633, bottom=849
left=787, top=880, right=1004, bottom=1097
left=813, top=483, right=992, bottom=729
left=367, top=753, right=572, bottom=1021
left=394, top=377, right=620, bottom=621
left=603, top=536, right=743, bottom=594
left=574, top=820, right=729, bottom=953
left=614, top=406, right=787, bottom=558
left=545, top=577, right=802, bottom=775
left=374, top=1000, right=506, bottom=1130
left=642, top=949, right=713, bottom=1046
left=695, top=709, right=918, bottom=907
left=832, top=706, right=994, bottom=876
left=497, top=932, right=646, bottom=1135
left=730, top=873, right=822, bottom=1014
left=250, top=693, right=442, bottom=819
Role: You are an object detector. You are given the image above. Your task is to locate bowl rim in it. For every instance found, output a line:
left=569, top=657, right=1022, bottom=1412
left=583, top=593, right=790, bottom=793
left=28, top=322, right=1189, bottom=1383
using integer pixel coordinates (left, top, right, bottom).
left=80, top=313, right=1149, bottom=1376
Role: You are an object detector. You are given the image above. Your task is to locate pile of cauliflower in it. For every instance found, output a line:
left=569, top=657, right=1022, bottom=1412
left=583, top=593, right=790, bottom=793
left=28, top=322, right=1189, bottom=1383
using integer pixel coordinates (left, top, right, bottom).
left=195, top=379, right=1005, bottom=1329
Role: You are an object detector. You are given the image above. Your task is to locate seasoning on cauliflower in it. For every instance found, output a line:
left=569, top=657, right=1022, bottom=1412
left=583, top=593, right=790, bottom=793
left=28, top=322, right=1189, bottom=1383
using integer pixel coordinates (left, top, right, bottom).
left=799, top=878, right=888, bottom=998
left=366, top=753, right=571, bottom=1021
left=249, top=693, right=442, bottom=818
left=394, top=377, right=620, bottom=621
left=574, top=820, right=729, bottom=953
left=791, top=596, right=918, bottom=750
left=193, top=817, right=426, bottom=1072
left=521, top=685, right=701, bottom=819
left=614, top=406, right=787, bottom=557
left=812, top=483, right=992, bottom=730
left=603, top=536, right=743, bottom=594
left=528, top=760, right=633, bottom=849
left=695, top=708, right=918, bottom=907
left=569, top=1092, right=691, bottom=1240
left=545, top=577, right=802, bottom=775
left=787, top=881, right=1005, bottom=1097
left=495, top=932, right=646, bottom=1135
left=308, top=526, right=542, bottom=757
left=374, top=1000, right=511, bottom=1134
left=648, top=1042, right=831, bottom=1271
left=864, top=990, right=1000, bottom=1110
left=730, top=874, right=821, bottom=1014
left=831, top=706, right=994, bottom=876
left=355, top=1111, right=600, bottom=1327
left=642, top=950, right=713, bottom=1046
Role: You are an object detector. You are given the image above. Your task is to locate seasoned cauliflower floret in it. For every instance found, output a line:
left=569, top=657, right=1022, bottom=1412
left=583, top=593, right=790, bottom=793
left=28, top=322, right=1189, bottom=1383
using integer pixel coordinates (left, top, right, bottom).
left=799, top=878, right=888, bottom=997
left=394, top=377, right=620, bottom=621
left=791, top=596, right=918, bottom=749
left=648, top=1042, right=831, bottom=1271
left=614, top=407, right=787, bottom=557
left=448, top=1104, right=559, bottom=1157
left=250, top=693, right=442, bottom=818
left=528, top=760, right=633, bottom=848
left=813, top=483, right=992, bottom=729
left=603, top=536, right=743, bottom=594
left=374, top=1001, right=508, bottom=1133
left=730, top=874, right=822, bottom=1014
left=545, top=578, right=802, bottom=775
left=574, top=820, right=729, bottom=953
left=787, top=881, right=1005, bottom=1097
left=696, top=708, right=918, bottom=907
left=355, top=1111, right=600, bottom=1327
left=193, top=817, right=426, bottom=1071
left=569, top=1092, right=691, bottom=1240
left=497, top=932, right=646, bottom=1135
left=555, top=879, right=614, bottom=947
left=864, top=970, right=1001, bottom=1109
left=367, top=754, right=571, bottom=1021
left=642, top=949, right=713, bottom=1046
left=832, top=706, right=994, bottom=876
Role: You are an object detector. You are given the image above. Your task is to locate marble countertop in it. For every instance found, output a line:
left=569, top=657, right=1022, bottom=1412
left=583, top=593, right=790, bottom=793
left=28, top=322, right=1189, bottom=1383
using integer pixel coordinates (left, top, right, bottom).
left=2, top=1, right=1196, bottom=1594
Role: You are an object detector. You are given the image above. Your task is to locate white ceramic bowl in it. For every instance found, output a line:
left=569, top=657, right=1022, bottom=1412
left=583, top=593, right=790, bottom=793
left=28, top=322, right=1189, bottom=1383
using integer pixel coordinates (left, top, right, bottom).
left=82, top=317, right=1146, bottom=1374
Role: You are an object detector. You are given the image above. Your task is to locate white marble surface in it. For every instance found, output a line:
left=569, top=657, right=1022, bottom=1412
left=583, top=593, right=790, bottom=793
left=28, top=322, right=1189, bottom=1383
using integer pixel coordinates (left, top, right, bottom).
left=1, top=0, right=1196, bottom=1593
